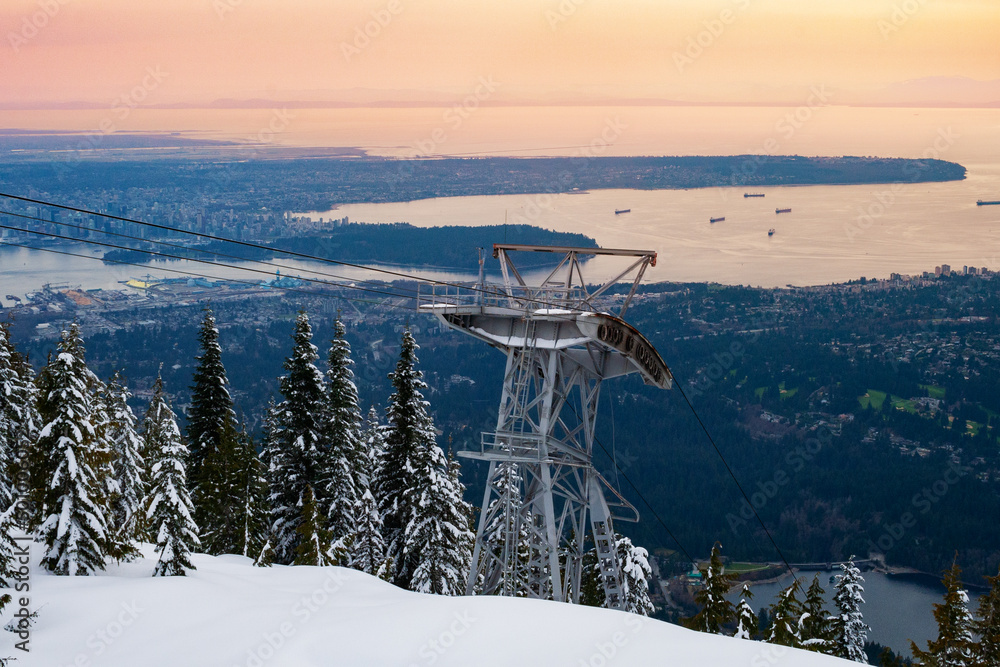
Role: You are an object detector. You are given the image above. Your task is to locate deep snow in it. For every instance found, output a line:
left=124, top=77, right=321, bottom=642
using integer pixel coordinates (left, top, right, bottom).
left=6, top=544, right=854, bottom=666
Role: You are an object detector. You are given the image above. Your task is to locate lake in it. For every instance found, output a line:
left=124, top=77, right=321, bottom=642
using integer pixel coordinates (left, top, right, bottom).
left=726, top=570, right=983, bottom=658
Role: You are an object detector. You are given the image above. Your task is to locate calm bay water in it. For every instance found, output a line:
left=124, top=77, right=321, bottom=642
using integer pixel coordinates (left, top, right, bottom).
left=727, top=571, right=983, bottom=658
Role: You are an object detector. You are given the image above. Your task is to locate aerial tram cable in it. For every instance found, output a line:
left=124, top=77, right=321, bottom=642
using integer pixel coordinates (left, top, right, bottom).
left=673, top=380, right=796, bottom=578
left=2, top=192, right=795, bottom=576
left=0, top=193, right=615, bottom=312
left=0, top=235, right=415, bottom=312
left=0, top=222, right=418, bottom=304
left=0, top=208, right=416, bottom=297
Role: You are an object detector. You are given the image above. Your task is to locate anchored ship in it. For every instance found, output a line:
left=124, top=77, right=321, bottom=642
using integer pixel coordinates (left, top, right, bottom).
left=615, top=208, right=631, bottom=215
left=776, top=208, right=791, bottom=214
left=978, top=199, right=1000, bottom=206
left=710, top=216, right=725, bottom=223
left=744, top=193, right=765, bottom=198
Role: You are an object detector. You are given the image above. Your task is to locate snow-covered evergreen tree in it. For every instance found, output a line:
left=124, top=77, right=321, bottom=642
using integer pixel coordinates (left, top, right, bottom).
left=617, top=535, right=655, bottom=616
left=36, top=324, right=110, bottom=576
left=186, top=308, right=238, bottom=518
left=973, top=566, right=1000, bottom=666
left=912, top=558, right=975, bottom=667
left=800, top=574, right=833, bottom=653
left=254, top=537, right=276, bottom=568
left=377, top=328, right=433, bottom=585
left=832, top=556, right=869, bottom=662
left=406, top=448, right=474, bottom=596
left=689, top=543, right=737, bottom=634
left=187, top=309, right=253, bottom=556
left=324, top=318, right=363, bottom=558
left=734, top=583, right=758, bottom=640
left=269, top=312, right=331, bottom=564
left=767, top=580, right=803, bottom=648
left=143, top=373, right=200, bottom=577
left=293, top=485, right=335, bottom=567
left=233, top=425, right=269, bottom=558
left=104, top=372, right=145, bottom=558
left=350, top=488, right=387, bottom=578
left=361, top=405, right=385, bottom=492
left=379, top=330, right=474, bottom=592
left=0, top=322, right=37, bottom=517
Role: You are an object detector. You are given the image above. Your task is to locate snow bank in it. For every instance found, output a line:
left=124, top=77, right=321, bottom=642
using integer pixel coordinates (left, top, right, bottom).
left=12, top=546, right=852, bottom=666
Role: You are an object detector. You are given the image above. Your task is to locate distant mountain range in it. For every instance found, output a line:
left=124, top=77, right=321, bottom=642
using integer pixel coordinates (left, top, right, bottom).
left=2, top=78, right=997, bottom=110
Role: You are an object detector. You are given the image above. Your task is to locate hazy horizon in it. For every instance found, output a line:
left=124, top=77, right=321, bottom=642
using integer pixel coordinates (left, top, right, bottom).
left=3, top=0, right=998, bottom=110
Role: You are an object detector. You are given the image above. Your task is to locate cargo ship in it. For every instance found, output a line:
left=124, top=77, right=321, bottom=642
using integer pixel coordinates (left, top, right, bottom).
left=710, top=216, right=725, bottom=223
left=744, top=193, right=765, bottom=198
left=776, top=208, right=791, bottom=214
left=977, top=200, right=1000, bottom=206
left=615, top=208, right=631, bottom=215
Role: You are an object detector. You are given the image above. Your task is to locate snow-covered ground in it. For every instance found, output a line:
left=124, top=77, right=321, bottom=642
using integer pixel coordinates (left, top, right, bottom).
left=8, top=545, right=853, bottom=666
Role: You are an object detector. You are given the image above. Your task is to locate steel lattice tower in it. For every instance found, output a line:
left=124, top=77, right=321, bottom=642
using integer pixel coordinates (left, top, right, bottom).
left=419, top=245, right=672, bottom=609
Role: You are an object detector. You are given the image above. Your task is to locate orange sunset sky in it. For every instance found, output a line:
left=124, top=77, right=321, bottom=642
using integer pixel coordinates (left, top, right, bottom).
left=1, top=0, right=998, bottom=107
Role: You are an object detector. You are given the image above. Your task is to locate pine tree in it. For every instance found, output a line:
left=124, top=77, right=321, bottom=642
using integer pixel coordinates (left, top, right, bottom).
left=293, top=485, right=335, bottom=567
left=324, top=318, right=363, bottom=558
left=269, top=312, right=331, bottom=564
left=406, top=447, right=475, bottom=596
left=187, top=307, right=237, bottom=512
left=767, top=581, right=803, bottom=648
left=832, top=557, right=869, bottom=662
left=688, top=543, right=737, bottom=634
left=361, top=406, right=385, bottom=492
left=617, top=535, right=655, bottom=616
left=0, top=322, right=37, bottom=518
left=104, top=372, right=145, bottom=559
left=143, top=374, right=200, bottom=577
left=254, top=538, right=276, bottom=568
left=734, top=583, right=759, bottom=640
left=973, top=566, right=1000, bottom=666
left=376, top=328, right=438, bottom=587
left=350, top=488, right=387, bottom=578
left=187, top=309, right=249, bottom=555
left=234, top=425, right=269, bottom=558
left=800, top=575, right=833, bottom=653
left=912, top=558, right=976, bottom=667
left=36, top=324, right=110, bottom=576
left=579, top=546, right=603, bottom=606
